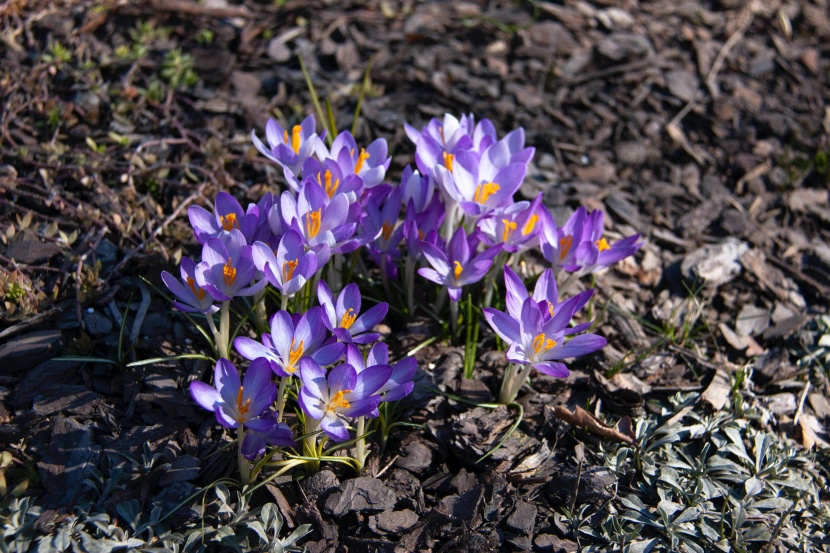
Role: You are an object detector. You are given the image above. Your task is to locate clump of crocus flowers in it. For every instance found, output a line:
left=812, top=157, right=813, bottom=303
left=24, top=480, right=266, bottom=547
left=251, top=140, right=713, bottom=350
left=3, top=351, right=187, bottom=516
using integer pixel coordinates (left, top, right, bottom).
left=163, top=111, right=641, bottom=483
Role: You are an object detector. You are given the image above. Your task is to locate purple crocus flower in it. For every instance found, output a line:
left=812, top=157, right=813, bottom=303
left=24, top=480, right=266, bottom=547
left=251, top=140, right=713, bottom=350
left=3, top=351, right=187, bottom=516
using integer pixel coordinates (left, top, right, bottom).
left=405, top=113, right=476, bottom=176
left=322, top=131, right=391, bottom=188
left=447, top=144, right=528, bottom=218
left=280, top=183, right=354, bottom=252
left=195, top=230, right=267, bottom=301
left=298, top=358, right=392, bottom=442
left=252, top=230, right=318, bottom=298
left=540, top=206, right=642, bottom=274
left=502, top=265, right=593, bottom=334
left=345, top=343, right=416, bottom=405
left=479, top=194, right=542, bottom=253
left=418, top=227, right=502, bottom=302
left=234, top=307, right=345, bottom=377
left=483, top=296, right=606, bottom=378
left=161, top=257, right=218, bottom=315
left=252, top=114, right=326, bottom=176
left=241, top=410, right=295, bottom=460
left=188, top=192, right=261, bottom=245
left=317, top=281, right=388, bottom=344
left=189, top=358, right=276, bottom=428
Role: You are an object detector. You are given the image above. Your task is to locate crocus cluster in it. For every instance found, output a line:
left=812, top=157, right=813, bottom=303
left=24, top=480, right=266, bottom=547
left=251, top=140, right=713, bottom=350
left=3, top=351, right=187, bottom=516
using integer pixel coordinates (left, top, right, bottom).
left=166, top=111, right=643, bottom=479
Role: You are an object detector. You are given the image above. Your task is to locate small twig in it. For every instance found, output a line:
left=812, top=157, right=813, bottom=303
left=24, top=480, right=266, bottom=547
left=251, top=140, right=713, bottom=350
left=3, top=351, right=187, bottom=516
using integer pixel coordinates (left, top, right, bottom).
left=792, top=380, right=811, bottom=430
left=148, top=0, right=253, bottom=18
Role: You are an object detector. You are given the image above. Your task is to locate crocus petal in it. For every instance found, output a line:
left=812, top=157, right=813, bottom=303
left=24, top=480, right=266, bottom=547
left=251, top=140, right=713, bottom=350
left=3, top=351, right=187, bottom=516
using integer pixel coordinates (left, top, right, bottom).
left=352, top=364, right=392, bottom=400
left=533, top=362, right=570, bottom=378
left=555, top=334, right=607, bottom=358
left=349, top=303, right=388, bottom=335
left=483, top=308, right=521, bottom=343
left=320, top=414, right=350, bottom=442
left=190, top=381, right=221, bottom=412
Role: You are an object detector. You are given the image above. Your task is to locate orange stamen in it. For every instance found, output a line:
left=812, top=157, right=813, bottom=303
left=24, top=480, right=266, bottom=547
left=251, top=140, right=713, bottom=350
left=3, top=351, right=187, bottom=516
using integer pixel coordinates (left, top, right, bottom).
left=443, top=152, right=454, bottom=172
left=354, top=148, right=370, bottom=174
left=559, top=235, right=573, bottom=261
left=532, top=333, right=557, bottom=356
left=291, top=125, right=301, bottom=154
left=286, top=338, right=304, bottom=372
left=223, top=258, right=236, bottom=287
left=305, top=209, right=322, bottom=239
left=474, top=182, right=500, bottom=204
left=219, top=212, right=238, bottom=231
left=501, top=219, right=517, bottom=242
left=340, top=307, right=357, bottom=329
left=328, top=389, right=353, bottom=411
left=596, top=237, right=610, bottom=252
left=282, top=259, right=298, bottom=282
left=186, top=277, right=205, bottom=300
left=548, top=303, right=555, bottom=317
left=453, top=260, right=463, bottom=281
left=522, top=214, right=539, bottom=236
left=317, top=169, right=340, bottom=198
left=236, top=387, right=251, bottom=421
left=381, top=221, right=395, bottom=241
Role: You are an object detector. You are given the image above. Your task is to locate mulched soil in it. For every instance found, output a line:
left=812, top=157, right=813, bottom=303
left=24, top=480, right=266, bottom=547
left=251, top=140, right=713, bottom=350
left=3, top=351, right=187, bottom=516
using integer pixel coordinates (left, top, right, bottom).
left=1, top=0, right=829, bottom=551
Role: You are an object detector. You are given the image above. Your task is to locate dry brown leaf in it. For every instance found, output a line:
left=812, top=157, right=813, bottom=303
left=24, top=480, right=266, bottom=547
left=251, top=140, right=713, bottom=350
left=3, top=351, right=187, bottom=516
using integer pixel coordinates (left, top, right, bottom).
left=554, top=405, right=636, bottom=445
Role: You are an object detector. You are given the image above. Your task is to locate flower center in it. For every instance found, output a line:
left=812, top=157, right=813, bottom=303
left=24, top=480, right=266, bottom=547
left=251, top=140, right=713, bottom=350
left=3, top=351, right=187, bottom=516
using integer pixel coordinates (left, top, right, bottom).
left=522, top=214, right=538, bottom=236
left=532, top=333, right=557, bottom=357
left=282, top=258, right=298, bottom=282
left=282, top=125, right=302, bottom=154
left=354, top=148, right=370, bottom=174
left=317, top=169, right=340, bottom=198
left=340, top=307, right=357, bottom=329
left=559, top=235, right=573, bottom=261
left=443, top=152, right=454, bottom=172
left=223, top=257, right=237, bottom=287
left=219, top=212, right=238, bottom=231
left=381, top=221, right=395, bottom=241
left=596, top=237, right=610, bottom=252
left=186, top=276, right=205, bottom=300
left=305, top=209, right=322, bottom=239
left=327, top=389, right=353, bottom=411
left=474, top=182, right=500, bottom=204
left=286, top=338, right=304, bottom=372
left=236, top=387, right=251, bottom=421
left=501, top=218, right=517, bottom=242
left=453, top=260, right=463, bottom=281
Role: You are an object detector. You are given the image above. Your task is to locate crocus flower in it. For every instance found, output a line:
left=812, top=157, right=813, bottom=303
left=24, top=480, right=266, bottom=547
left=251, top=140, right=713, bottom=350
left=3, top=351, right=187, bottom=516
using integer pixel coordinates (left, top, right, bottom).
left=322, top=131, right=391, bottom=188
left=540, top=206, right=642, bottom=274
left=252, top=114, right=326, bottom=176
left=405, top=113, right=476, bottom=176
left=195, top=230, right=267, bottom=301
left=479, top=193, right=541, bottom=253
left=188, top=192, right=261, bottom=245
left=280, top=183, right=354, bottom=252
left=161, top=257, right=218, bottom=315
left=190, top=358, right=276, bottom=428
left=241, top=410, right=295, bottom=460
left=345, top=343, right=416, bottom=405
left=298, top=358, right=392, bottom=442
left=483, top=296, right=606, bottom=378
left=419, top=227, right=502, bottom=301
left=252, top=230, right=318, bottom=298
left=447, top=145, right=528, bottom=218
left=502, top=265, right=593, bottom=334
left=317, top=281, right=388, bottom=344
left=234, top=307, right=344, bottom=377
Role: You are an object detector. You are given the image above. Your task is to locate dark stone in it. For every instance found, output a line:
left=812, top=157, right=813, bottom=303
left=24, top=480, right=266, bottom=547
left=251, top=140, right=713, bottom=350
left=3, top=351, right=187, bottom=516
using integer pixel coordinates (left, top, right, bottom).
left=33, top=384, right=103, bottom=416
left=103, top=423, right=180, bottom=463
left=0, top=329, right=64, bottom=373
left=535, top=534, right=579, bottom=552
left=323, top=477, right=395, bottom=517
left=506, top=500, right=537, bottom=535
left=38, top=415, right=101, bottom=509
left=395, top=441, right=432, bottom=472
left=11, top=360, right=78, bottom=409
left=440, top=485, right=483, bottom=523
left=83, top=310, right=113, bottom=335
left=4, top=239, right=62, bottom=264
left=303, top=469, right=340, bottom=506
left=368, top=509, right=419, bottom=534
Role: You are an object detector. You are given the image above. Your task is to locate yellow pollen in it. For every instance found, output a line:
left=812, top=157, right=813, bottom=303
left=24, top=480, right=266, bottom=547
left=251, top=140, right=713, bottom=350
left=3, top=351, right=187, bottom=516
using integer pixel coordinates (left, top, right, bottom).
left=522, top=214, right=539, bottom=236
left=219, top=212, right=238, bottom=231
left=291, top=125, right=302, bottom=154
left=453, top=260, right=463, bottom=281
left=354, top=148, right=370, bottom=174
left=474, top=182, right=500, bottom=204
left=305, top=209, right=322, bottom=239
left=340, top=307, right=357, bottom=329
left=443, top=152, right=454, bottom=172
left=596, top=237, right=610, bottom=252
left=328, top=389, right=353, bottom=411
left=417, top=229, right=425, bottom=240
left=381, top=221, right=395, bottom=241
left=282, top=258, right=298, bottom=282
left=223, top=257, right=236, bottom=287
left=548, top=303, right=555, bottom=317
left=317, top=169, right=340, bottom=198
left=532, top=333, right=557, bottom=356
left=501, top=219, right=517, bottom=242
left=559, top=235, right=573, bottom=261
left=186, top=277, right=205, bottom=300
left=286, top=338, right=304, bottom=372
left=236, top=387, right=251, bottom=421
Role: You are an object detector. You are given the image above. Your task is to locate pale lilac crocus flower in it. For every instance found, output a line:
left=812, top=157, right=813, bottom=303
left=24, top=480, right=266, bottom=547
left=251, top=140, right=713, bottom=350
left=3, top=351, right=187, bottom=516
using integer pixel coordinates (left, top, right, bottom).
left=298, top=358, right=391, bottom=442
left=252, top=230, right=318, bottom=299
left=161, top=257, right=219, bottom=315
left=321, top=131, right=391, bottom=188
left=317, top=281, right=388, bottom=344
left=502, top=265, right=593, bottom=334
left=241, top=410, right=295, bottom=460
left=419, top=227, right=502, bottom=302
left=189, top=358, right=276, bottom=429
left=195, top=230, right=266, bottom=302
left=188, top=192, right=261, bottom=245
left=479, top=193, right=543, bottom=254
left=345, top=343, right=416, bottom=407
left=251, top=114, right=326, bottom=176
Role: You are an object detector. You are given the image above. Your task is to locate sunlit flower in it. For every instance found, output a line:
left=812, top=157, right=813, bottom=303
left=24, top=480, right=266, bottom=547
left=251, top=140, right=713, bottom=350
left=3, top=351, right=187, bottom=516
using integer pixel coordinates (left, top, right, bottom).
left=161, top=257, right=218, bottom=315
left=252, top=114, right=326, bottom=176
left=188, top=192, right=261, bottom=245
left=479, top=193, right=542, bottom=253
left=418, top=227, right=501, bottom=302
left=345, top=343, right=416, bottom=405
left=317, top=281, right=388, bottom=344
left=195, top=230, right=266, bottom=301
left=190, top=358, right=276, bottom=428
left=320, top=131, right=390, bottom=188
left=252, top=230, right=318, bottom=298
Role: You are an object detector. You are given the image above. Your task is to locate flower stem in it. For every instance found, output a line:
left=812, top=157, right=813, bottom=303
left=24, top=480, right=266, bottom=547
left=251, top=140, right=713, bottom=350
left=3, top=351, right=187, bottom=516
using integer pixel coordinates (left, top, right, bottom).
left=355, top=416, right=367, bottom=471
left=404, top=256, right=416, bottom=316
left=252, top=289, right=268, bottom=332
left=450, top=298, right=459, bottom=338
left=218, top=301, right=230, bottom=359
left=304, top=418, right=321, bottom=473
left=205, top=313, right=220, bottom=356
left=238, top=424, right=251, bottom=485
left=280, top=292, right=289, bottom=312
left=274, top=377, right=289, bottom=423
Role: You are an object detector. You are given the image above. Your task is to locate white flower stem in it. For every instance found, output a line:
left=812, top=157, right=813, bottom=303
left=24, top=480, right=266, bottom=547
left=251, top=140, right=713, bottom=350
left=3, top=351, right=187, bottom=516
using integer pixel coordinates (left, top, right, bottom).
left=450, top=298, right=459, bottom=337
left=355, top=416, right=367, bottom=471
left=218, top=301, right=230, bottom=359
left=275, top=377, right=289, bottom=423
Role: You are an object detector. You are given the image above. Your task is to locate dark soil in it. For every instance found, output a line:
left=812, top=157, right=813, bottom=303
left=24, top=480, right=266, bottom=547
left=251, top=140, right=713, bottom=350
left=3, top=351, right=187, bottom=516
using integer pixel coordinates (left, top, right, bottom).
left=1, top=0, right=829, bottom=552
